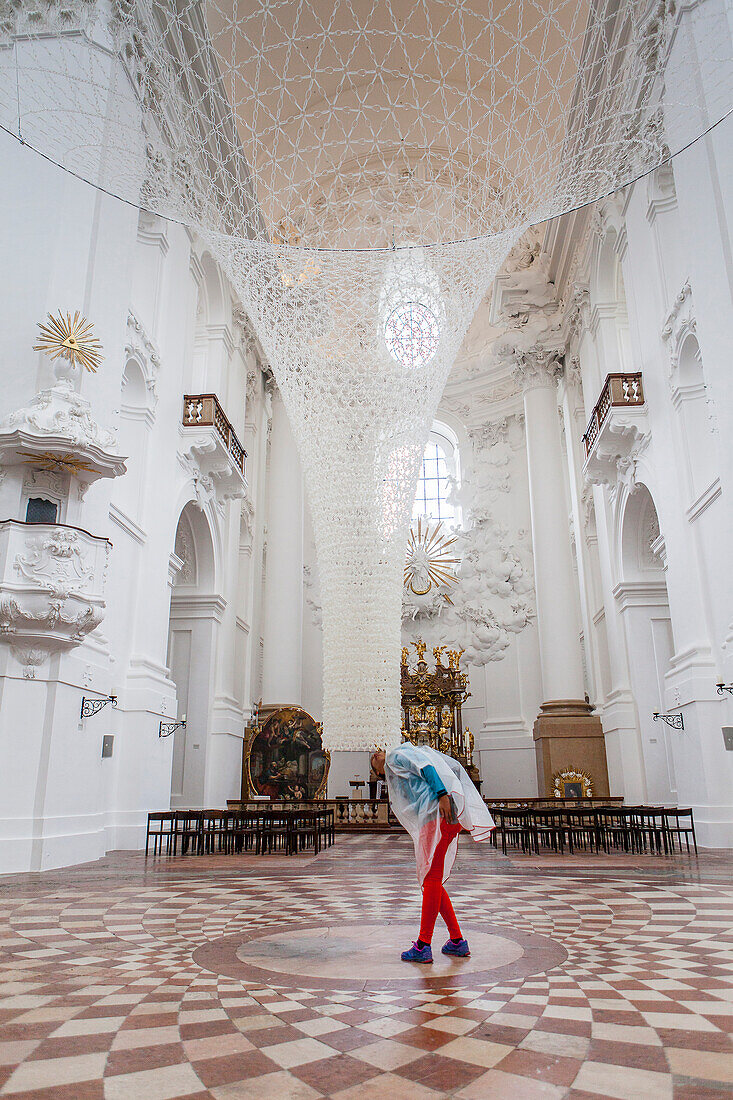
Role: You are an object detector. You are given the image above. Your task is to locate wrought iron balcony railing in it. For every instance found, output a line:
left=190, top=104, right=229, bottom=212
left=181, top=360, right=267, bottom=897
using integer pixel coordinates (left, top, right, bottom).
left=182, top=394, right=246, bottom=474
left=582, top=373, right=644, bottom=459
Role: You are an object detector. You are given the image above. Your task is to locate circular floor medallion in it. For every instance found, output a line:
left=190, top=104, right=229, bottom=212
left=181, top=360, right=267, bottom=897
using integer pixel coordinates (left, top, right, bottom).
left=193, top=919, right=566, bottom=991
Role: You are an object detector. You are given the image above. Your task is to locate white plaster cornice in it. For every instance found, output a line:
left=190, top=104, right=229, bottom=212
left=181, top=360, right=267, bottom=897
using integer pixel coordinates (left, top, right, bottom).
left=613, top=580, right=670, bottom=611
left=169, top=593, right=227, bottom=622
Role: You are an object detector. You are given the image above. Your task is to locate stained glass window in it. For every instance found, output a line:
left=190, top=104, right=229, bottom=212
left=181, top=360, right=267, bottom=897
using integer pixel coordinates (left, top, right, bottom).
left=384, top=301, right=440, bottom=368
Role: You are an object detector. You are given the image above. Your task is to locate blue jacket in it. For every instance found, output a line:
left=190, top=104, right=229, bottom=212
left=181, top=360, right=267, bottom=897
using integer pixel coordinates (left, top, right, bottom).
left=388, top=748, right=447, bottom=805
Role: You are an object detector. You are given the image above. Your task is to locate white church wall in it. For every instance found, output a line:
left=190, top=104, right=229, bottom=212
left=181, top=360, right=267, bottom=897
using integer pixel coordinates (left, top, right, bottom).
left=568, top=96, right=733, bottom=843
left=0, top=116, right=266, bottom=868
left=0, top=124, right=143, bottom=869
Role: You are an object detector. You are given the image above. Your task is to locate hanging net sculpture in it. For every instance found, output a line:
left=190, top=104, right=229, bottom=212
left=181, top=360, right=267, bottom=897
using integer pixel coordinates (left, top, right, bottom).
left=1, top=0, right=730, bottom=749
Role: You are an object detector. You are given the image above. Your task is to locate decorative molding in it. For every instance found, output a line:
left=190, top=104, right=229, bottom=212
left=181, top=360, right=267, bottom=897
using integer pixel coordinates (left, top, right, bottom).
left=641, top=500, right=662, bottom=569
left=168, top=593, right=227, bottom=622
left=0, top=520, right=110, bottom=662
left=0, top=0, right=98, bottom=43
left=0, top=376, right=125, bottom=479
left=125, top=310, right=161, bottom=415
left=661, top=280, right=693, bottom=347
left=511, top=345, right=563, bottom=393
left=199, top=322, right=235, bottom=359
left=232, top=304, right=257, bottom=354
left=174, top=513, right=196, bottom=585
left=646, top=158, right=677, bottom=224
left=246, top=367, right=260, bottom=407
left=168, top=551, right=184, bottom=587
left=686, top=477, right=721, bottom=524
left=108, top=503, right=147, bottom=546
left=613, top=580, right=670, bottom=612
left=564, top=284, right=591, bottom=343
left=239, top=492, right=255, bottom=546
left=136, top=210, right=169, bottom=255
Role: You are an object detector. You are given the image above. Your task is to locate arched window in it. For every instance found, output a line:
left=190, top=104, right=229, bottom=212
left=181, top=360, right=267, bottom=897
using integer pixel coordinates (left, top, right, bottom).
left=412, top=423, right=460, bottom=526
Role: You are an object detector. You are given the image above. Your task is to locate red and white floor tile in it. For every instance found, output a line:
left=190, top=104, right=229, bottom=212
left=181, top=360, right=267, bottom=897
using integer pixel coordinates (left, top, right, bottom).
left=0, top=835, right=732, bottom=1098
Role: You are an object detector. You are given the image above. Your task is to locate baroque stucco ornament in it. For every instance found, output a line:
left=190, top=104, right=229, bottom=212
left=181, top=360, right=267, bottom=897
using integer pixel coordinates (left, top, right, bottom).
left=0, top=520, right=110, bottom=669
left=0, top=363, right=126, bottom=484
left=403, top=422, right=534, bottom=666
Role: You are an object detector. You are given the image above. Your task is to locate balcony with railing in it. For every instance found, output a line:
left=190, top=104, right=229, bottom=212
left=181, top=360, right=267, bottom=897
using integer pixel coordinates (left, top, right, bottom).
left=183, top=394, right=246, bottom=472
left=181, top=394, right=248, bottom=501
left=582, top=373, right=649, bottom=486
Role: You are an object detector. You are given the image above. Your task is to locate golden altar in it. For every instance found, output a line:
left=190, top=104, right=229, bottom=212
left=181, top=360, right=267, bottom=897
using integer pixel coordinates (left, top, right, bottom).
left=401, top=639, right=480, bottom=785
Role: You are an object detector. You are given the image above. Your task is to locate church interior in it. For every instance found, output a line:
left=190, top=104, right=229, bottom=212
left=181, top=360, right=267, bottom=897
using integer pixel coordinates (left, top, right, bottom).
left=0, top=0, right=732, bottom=1096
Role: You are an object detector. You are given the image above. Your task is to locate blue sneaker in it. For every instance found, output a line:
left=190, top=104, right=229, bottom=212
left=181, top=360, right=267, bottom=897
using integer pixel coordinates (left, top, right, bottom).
left=441, top=938, right=471, bottom=957
left=401, top=941, right=433, bottom=963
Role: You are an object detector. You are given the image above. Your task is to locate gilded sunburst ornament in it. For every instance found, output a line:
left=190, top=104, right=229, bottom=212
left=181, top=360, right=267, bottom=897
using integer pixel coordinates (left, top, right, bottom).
left=18, top=451, right=97, bottom=475
left=34, top=311, right=104, bottom=373
left=404, top=517, right=459, bottom=601
left=552, top=769, right=593, bottom=798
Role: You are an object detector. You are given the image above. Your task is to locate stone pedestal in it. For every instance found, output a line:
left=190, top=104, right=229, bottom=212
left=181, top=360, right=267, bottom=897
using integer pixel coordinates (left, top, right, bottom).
left=533, top=700, right=610, bottom=797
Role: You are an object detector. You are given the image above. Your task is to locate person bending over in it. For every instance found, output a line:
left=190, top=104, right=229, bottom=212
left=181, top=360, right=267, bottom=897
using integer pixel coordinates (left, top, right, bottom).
left=371, top=742, right=494, bottom=963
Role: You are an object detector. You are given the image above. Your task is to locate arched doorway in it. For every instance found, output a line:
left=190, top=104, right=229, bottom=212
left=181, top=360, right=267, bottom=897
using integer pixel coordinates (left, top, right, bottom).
left=614, top=486, right=676, bottom=805
left=167, top=502, right=223, bottom=808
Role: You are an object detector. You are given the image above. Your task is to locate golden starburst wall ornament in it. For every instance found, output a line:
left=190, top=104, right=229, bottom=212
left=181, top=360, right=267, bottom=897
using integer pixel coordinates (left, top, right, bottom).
left=404, top=518, right=459, bottom=601
left=552, top=769, right=593, bottom=799
left=18, top=451, right=97, bottom=475
left=34, top=311, right=104, bottom=373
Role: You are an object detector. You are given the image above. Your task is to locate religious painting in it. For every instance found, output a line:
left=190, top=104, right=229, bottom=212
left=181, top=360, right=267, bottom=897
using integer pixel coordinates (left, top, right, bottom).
left=552, top=769, right=593, bottom=799
left=245, top=706, right=329, bottom=800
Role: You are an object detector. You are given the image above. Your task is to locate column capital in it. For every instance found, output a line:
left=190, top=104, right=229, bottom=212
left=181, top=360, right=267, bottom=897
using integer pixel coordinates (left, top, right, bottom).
left=511, top=345, right=563, bottom=393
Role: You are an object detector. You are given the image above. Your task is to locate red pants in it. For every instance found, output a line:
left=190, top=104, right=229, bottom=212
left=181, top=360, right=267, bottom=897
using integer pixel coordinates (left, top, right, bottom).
left=419, top=819, right=462, bottom=944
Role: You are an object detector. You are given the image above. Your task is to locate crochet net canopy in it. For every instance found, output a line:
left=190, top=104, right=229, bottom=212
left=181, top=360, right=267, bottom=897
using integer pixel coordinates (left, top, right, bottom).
left=2, top=0, right=730, bottom=748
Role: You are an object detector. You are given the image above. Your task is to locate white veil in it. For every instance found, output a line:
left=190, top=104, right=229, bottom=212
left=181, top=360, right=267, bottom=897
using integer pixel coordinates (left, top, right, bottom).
left=385, top=743, right=494, bottom=885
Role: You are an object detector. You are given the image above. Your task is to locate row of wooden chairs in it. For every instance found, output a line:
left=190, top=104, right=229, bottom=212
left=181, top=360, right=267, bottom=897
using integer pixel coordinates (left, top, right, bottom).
left=489, top=805, right=697, bottom=856
left=145, top=808, right=335, bottom=857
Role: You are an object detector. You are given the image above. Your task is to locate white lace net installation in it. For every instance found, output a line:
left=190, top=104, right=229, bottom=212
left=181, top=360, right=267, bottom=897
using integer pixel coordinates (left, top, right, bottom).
left=1, top=0, right=730, bottom=749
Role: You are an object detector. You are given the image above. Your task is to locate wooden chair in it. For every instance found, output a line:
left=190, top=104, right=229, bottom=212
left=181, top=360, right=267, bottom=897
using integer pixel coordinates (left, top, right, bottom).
left=290, top=810, right=320, bottom=854
left=145, top=811, right=175, bottom=856
left=495, top=808, right=533, bottom=854
left=173, top=810, right=203, bottom=855
left=530, top=809, right=573, bottom=854
left=314, top=807, right=334, bottom=849
left=663, top=808, right=698, bottom=854
left=229, top=810, right=259, bottom=853
left=564, top=807, right=601, bottom=852
left=595, top=807, right=633, bottom=853
left=628, top=807, right=667, bottom=854
left=258, top=810, right=291, bottom=854
left=201, top=810, right=230, bottom=854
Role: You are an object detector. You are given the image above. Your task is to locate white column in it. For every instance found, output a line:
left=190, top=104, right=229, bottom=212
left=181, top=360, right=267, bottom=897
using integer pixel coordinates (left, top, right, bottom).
left=515, top=348, right=585, bottom=701
left=515, top=346, right=609, bottom=796
left=261, top=389, right=304, bottom=704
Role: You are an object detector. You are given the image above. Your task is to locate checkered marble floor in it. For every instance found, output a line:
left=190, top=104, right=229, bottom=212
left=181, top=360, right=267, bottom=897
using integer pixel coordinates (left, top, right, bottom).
left=0, top=837, right=732, bottom=1099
